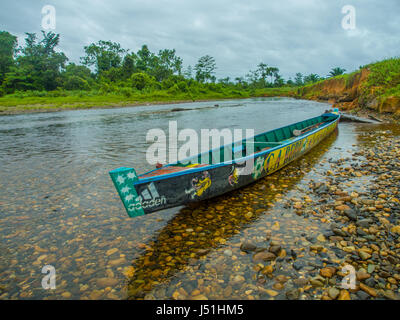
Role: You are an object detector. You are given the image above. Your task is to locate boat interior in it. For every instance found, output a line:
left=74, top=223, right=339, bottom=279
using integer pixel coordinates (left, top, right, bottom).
left=139, top=114, right=334, bottom=179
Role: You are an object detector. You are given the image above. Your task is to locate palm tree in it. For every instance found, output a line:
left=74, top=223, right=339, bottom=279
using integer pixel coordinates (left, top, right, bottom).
left=328, top=67, right=346, bottom=77
left=304, top=74, right=320, bottom=84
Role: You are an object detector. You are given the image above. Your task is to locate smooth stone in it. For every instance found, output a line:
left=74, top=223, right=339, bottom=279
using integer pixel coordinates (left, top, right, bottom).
left=367, top=264, right=376, bottom=274
left=359, top=283, right=377, bottom=297
left=310, top=245, right=323, bottom=252
left=338, top=290, right=351, bottom=300
left=96, top=278, right=119, bottom=288
left=240, top=242, right=257, bottom=252
left=310, top=279, right=324, bottom=287
left=356, top=291, right=370, bottom=300
left=61, top=292, right=72, bottom=299
left=269, top=245, right=281, bottom=255
left=320, top=267, right=336, bottom=278
left=286, top=288, right=300, bottom=300
left=252, top=251, right=276, bottom=262
left=223, top=249, right=233, bottom=257
left=328, top=287, right=340, bottom=299
left=293, top=278, right=308, bottom=286
left=359, top=251, right=372, bottom=260
left=231, top=275, right=245, bottom=286
left=383, top=290, right=398, bottom=300
left=357, top=219, right=373, bottom=228
left=293, top=261, right=304, bottom=271
left=344, top=209, right=357, bottom=221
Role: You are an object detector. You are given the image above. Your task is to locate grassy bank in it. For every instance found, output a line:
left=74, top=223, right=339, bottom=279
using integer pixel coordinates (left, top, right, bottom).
left=296, top=58, right=400, bottom=117
left=2, top=57, right=399, bottom=117
left=0, top=87, right=295, bottom=115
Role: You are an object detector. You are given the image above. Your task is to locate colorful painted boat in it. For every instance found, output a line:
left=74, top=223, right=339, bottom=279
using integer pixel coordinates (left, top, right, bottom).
left=110, top=109, right=340, bottom=217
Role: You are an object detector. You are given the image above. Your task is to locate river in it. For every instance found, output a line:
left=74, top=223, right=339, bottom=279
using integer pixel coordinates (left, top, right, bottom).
left=0, top=97, right=368, bottom=299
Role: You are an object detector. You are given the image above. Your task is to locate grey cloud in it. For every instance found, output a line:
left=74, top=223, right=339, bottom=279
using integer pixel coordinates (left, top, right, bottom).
left=1, top=0, right=399, bottom=80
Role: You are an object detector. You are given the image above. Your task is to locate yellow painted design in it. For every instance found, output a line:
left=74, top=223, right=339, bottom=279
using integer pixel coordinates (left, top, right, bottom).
left=229, top=168, right=239, bottom=185
left=195, top=176, right=211, bottom=196
left=262, top=122, right=336, bottom=176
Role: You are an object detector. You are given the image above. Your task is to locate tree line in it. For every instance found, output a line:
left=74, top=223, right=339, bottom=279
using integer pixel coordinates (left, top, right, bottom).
left=0, top=30, right=347, bottom=97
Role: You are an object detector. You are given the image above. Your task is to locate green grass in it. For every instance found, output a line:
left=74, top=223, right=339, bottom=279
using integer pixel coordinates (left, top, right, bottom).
left=362, top=57, right=400, bottom=98
left=296, top=57, right=400, bottom=110
left=0, top=87, right=296, bottom=114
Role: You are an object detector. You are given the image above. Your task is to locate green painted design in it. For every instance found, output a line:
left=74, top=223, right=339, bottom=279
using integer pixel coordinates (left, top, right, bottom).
left=109, top=167, right=145, bottom=217
left=252, top=156, right=264, bottom=179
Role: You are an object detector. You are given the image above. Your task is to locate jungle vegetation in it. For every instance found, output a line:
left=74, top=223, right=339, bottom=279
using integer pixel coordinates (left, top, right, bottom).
left=0, top=30, right=359, bottom=112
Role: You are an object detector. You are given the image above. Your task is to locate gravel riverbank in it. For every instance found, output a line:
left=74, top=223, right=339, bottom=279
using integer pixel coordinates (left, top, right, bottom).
left=127, top=124, right=400, bottom=300
left=1, top=112, right=399, bottom=300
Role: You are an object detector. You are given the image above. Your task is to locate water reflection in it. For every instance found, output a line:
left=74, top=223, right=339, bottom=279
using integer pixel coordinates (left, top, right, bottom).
left=126, top=129, right=339, bottom=299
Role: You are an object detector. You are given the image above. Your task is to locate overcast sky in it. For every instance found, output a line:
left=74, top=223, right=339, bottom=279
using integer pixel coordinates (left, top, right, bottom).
left=1, top=0, right=399, bottom=80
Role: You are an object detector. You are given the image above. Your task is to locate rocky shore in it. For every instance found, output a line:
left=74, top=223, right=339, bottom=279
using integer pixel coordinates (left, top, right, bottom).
left=276, top=128, right=400, bottom=300
left=1, top=118, right=399, bottom=300
left=233, top=127, right=400, bottom=300
left=128, top=124, right=400, bottom=301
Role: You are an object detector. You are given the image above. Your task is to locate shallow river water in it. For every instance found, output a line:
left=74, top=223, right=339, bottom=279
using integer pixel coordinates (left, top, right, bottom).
left=0, top=98, right=382, bottom=299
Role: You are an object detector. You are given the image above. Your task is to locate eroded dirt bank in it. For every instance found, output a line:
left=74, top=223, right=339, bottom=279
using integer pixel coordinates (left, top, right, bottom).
left=296, top=69, right=400, bottom=121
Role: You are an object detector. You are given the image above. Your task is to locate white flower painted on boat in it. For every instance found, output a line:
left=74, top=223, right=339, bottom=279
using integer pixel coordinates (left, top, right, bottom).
left=121, top=186, right=131, bottom=194
left=125, top=194, right=134, bottom=202
left=127, top=172, right=137, bottom=180
left=116, top=175, right=125, bottom=184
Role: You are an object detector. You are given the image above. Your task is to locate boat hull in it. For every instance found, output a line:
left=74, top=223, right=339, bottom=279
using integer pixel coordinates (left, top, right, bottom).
left=110, top=113, right=339, bottom=217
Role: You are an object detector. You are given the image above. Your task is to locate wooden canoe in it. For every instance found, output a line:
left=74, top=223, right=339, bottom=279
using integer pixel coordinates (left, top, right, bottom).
left=109, top=109, right=340, bottom=217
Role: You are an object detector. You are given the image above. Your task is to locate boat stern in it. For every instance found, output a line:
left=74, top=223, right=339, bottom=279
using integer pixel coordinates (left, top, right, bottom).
left=109, top=167, right=145, bottom=217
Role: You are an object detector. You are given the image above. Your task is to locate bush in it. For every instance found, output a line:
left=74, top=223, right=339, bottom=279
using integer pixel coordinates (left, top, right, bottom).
left=167, top=84, right=180, bottom=94
left=64, top=76, right=89, bottom=90
left=119, top=87, right=133, bottom=98
left=99, top=82, right=113, bottom=94
left=47, top=89, right=68, bottom=97
left=161, top=78, right=175, bottom=89
left=177, top=81, right=188, bottom=92
left=130, top=72, right=153, bottom=90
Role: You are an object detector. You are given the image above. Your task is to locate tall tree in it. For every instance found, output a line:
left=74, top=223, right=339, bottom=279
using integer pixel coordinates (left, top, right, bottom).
left=218, top=77, right=231, bottom=85
left=274, top=74, right=285, bottom=87
left=135, top=45, right=155, bottom=72
left=256, top=63, right=269, bottom=87
left=81, top=40, right=127, bottom=74
left=151, top=49, right=183, bottom=81
left=194, top=55, right=216, bottom=83
left=294, top=73, right=303, bottom=86
left=268, top=67, right=279, bottom=84
left=183, top=65, right=193, bottom=79
left=304, top=73, right=320, bottom=84
left=328, top=67, right=346, bottom=77
left=63, top=63, right=91, bottom=79
left=0, top=31, right=18, bottom=84
left=3, top=31, right=67, bottom=91
left=247, top=63, right=280, bottom=88
left=121, top=52, right=138, bottom=78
